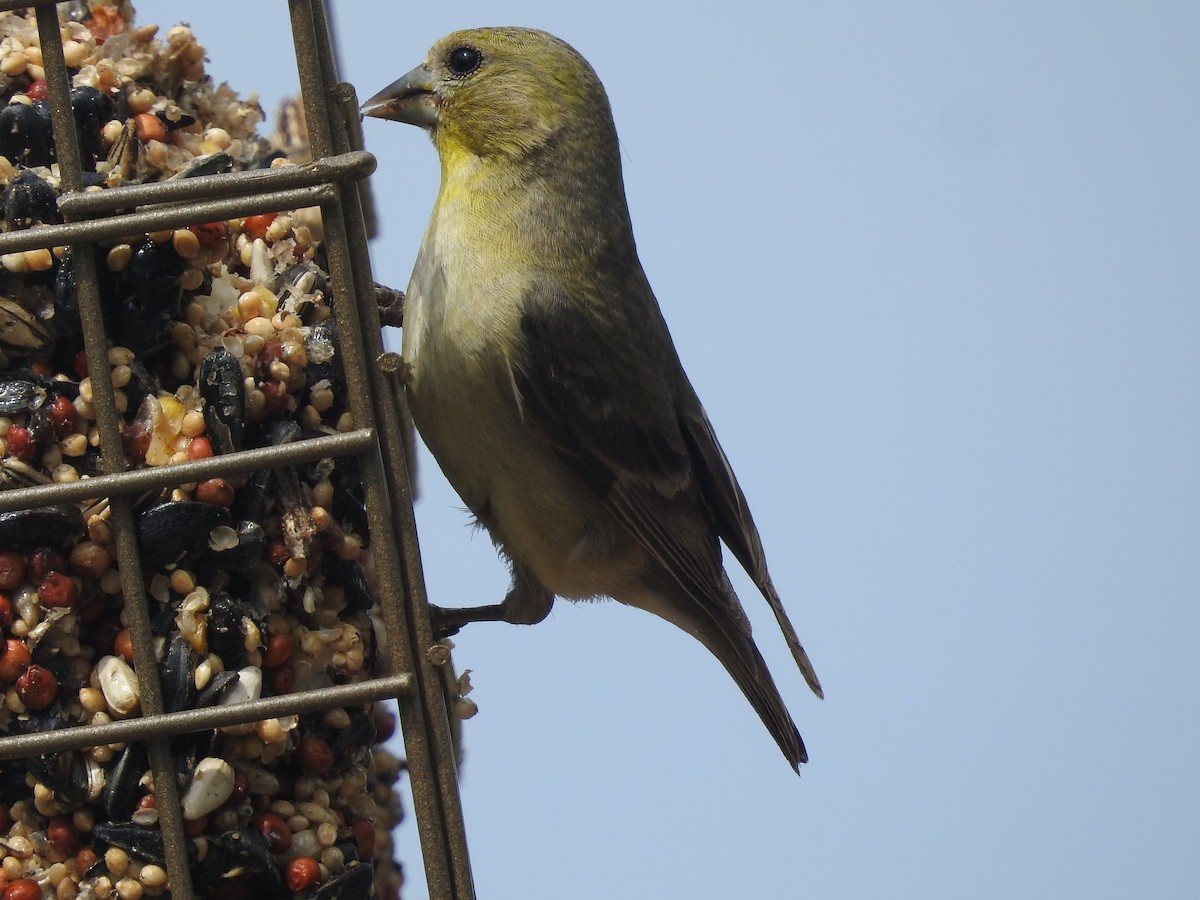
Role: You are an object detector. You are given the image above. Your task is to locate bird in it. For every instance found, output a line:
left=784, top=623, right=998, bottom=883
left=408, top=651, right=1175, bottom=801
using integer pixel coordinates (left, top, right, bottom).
left=362, top=27, right=822, bottom=771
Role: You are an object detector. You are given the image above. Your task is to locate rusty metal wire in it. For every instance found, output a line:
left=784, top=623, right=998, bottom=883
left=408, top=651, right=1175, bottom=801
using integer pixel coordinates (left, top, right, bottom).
left=0, top=3, right=475, bottom=898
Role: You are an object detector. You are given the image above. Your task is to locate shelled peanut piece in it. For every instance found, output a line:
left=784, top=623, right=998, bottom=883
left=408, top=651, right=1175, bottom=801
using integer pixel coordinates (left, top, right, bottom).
left=0, top=5, right=404, bottom=899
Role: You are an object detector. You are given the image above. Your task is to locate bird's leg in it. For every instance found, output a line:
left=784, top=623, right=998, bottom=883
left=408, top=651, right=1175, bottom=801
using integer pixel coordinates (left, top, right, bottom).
left=428, top=563, right=554, bottom=638
left=375, top=282, right=405, bottom=328
left=428, top=602, right=506, bottom=637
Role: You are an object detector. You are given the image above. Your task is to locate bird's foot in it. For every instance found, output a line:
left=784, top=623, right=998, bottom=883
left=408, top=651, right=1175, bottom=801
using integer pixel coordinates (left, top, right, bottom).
left=427, top=604, right=462, bottom=639
left=427, top=602, right=507, bottom=639
left=375, top=282, right=405, bottom=328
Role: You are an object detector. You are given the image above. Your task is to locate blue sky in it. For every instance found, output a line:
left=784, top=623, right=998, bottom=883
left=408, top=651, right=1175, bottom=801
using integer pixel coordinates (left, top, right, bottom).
left=139, top=3, right=1199, bottom=897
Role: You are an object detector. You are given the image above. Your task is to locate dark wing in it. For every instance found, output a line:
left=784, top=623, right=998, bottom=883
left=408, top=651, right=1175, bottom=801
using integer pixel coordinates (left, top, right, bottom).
left=515, top=290, right=691, bottom=496
left=513, top=277, right=822, bottom=698
left=681, top=407, right=823, bottom=697
left=511, top=278, right=752, bottom=639
left=513, top=279, right=819, bottom=766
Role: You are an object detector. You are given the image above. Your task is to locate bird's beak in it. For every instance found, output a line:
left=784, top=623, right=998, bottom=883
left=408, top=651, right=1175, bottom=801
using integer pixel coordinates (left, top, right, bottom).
left=361, top=64, right=440, bottom=129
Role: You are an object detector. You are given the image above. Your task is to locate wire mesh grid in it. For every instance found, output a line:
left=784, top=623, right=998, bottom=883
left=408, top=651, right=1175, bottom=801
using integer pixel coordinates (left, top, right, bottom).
left=0, top=2, right=474, bottom=897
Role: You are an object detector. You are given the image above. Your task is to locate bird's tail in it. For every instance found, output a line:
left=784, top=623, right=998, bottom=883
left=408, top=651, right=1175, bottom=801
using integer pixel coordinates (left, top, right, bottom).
left=694, top=610, right=809, bottom=771
left=760, top=578, right=824, bottom=699
left=630, top=574, right=809, bottom=772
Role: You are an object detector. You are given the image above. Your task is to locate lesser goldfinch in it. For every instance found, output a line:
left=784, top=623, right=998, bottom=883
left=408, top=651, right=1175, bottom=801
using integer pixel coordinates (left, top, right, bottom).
left=364, top=27, right=821, bottom=770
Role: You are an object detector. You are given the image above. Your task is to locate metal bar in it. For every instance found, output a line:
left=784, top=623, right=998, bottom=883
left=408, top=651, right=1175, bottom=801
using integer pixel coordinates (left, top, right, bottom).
left=288, top=4, right=474, bottom=897
left=335, top=85, right=380, bottom=238
left=0, top=183, right=338, bottom=254
left=317, top=167, right=461, bottom=900
left=34, top=5, right=196, bottom=896
left=58, top=149, right=375, bottom=218
left=331, top=30, right=476, bottom=900
left=290, top=0, right=336, bottom=160
left=377, top=353, right=479, bottom=888
left=338, top=74, right=477, bottom=897
left=338, top=75, right=477, bottom=894
left=0, top=428, right=375, bottom=512
left=332, top=82, right=478, bottom=900
left=0, top=674, right=414, bottom=762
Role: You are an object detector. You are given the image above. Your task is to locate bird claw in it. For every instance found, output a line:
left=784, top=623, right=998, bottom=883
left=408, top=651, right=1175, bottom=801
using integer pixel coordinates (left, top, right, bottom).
left=375, top=282, right=405, bottom=328
left=427, top=604, right=463, bottom=639
left=426, top=601, right=513, bottom=638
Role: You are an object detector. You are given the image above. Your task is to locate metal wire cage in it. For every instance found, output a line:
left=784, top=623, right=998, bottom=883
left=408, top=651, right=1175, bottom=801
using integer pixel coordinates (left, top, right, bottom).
left=0, top=2, right=474, bottom=897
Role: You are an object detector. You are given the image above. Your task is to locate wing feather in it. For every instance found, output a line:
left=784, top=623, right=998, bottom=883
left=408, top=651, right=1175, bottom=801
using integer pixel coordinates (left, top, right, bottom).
left=512, top=282, right=761, bottom=651
left=681, top=409, right=824, bottom=697
left=512, top=279, right=822, bottom=696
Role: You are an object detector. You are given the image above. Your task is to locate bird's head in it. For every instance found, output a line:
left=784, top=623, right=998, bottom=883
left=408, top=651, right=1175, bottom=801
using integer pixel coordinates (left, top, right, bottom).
left=362, top=27, right=615, bottom=164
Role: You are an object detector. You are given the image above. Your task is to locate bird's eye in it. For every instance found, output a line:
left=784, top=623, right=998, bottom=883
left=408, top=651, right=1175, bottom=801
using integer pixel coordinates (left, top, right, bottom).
left=447, top=46, right=482, bottom=77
